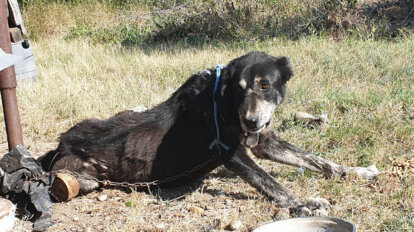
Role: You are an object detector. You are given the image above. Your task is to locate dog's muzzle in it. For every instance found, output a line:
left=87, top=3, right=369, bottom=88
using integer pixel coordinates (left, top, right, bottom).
left=241, top=118, right=271, bottom=134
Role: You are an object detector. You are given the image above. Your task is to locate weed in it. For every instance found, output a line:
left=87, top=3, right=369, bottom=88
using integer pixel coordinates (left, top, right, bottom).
left=20, top=0, right=414, bottom=45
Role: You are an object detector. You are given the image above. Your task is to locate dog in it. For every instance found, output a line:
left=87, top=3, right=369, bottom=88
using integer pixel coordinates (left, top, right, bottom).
left=39, top=51, right=378, bottom=215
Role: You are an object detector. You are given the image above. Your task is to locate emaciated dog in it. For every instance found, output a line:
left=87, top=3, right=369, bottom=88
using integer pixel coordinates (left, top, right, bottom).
left=39, top=52, right=378, bottom=215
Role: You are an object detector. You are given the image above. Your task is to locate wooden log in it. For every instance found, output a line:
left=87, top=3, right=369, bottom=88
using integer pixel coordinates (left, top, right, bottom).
left=50, top=173, right=79, bottom=202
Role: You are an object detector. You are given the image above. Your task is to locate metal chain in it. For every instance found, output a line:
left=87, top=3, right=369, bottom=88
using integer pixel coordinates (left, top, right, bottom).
left=30, top=154, right=220, bottom=190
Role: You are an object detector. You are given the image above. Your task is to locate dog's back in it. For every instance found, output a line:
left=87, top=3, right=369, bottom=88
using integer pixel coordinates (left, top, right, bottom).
left=38, top=68, right=224, bottom=185
left=39, top=106, right=168, bottom=176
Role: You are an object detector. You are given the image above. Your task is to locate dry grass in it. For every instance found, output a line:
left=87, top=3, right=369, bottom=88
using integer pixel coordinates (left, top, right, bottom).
left=21, top=0, right=149, bottom=43
left=20, top=0, right=414, bottom=45
left=2, top=36, right=412, bottom=231
left=3, top=2, right=413, bottom=231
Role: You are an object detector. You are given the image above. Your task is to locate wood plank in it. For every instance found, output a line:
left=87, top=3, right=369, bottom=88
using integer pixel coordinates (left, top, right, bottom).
left=9, top=27, right=22, bottom=42
left=7, top=0, right=26, bottom=35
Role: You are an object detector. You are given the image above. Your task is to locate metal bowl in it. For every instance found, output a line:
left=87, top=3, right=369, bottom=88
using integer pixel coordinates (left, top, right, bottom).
left=253, top=216, right=356, bottom=232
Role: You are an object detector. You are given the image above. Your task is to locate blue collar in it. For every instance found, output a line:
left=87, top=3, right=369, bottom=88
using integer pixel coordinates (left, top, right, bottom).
left=209, top=65, right=230, bottom=152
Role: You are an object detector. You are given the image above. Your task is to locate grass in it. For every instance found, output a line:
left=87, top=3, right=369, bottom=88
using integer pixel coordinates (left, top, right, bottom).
left=2, top=36, right=412, bottom=231
left=20, top=0, right=414, bottom=45
left=3, top=0, right=413, bottom=231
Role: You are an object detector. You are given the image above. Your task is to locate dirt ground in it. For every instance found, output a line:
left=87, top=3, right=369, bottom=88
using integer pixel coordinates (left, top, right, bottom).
left=1, top=142, right=328, bottom=232
left=2, top=139, right=413, bottom=232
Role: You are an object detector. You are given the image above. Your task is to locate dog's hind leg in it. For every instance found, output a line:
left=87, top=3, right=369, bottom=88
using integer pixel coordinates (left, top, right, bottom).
left=224, top=147, right=330, bottom=215
left=77, top=178, right=100, bottom=194
left=51, top=155, right=101, bottom=194
left=250, top=129, right=378, bottom=180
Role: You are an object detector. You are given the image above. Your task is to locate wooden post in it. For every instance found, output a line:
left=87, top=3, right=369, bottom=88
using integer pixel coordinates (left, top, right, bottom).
left=0, top=0, right=24, bottom=150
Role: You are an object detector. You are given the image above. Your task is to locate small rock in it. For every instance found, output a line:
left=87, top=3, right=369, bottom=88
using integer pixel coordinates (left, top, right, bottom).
left=227, top=220, right=242, bottom=231
left=156, top=223, right=166, bottom=229
left=189, top=206, right=204, bottom=214
left=97, top=194, right=108, bottom=201
left=73, top=215, right=79, bottom=221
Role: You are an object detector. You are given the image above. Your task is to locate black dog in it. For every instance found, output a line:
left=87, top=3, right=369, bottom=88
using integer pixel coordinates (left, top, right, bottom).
left=40, top=51, right=377, bottom=214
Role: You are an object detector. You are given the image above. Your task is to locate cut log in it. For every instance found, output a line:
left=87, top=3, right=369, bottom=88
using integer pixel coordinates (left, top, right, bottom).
left=50, top=173, right=79, bottom=202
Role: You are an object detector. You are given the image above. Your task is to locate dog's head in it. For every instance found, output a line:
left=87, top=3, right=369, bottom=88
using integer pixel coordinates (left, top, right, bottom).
left=223, top=52, right=293, bottom=134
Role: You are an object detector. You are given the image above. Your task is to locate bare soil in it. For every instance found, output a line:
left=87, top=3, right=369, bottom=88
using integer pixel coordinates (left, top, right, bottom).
left=1, top=142, right=314, bottom=231
left=2, top=141, right=413, bottom=231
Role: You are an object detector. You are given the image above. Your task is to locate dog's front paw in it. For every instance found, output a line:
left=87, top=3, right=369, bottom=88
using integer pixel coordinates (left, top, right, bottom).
left=295, top=205, right=312, bottom=217
left=294, top=197, right=331, bottom=217
left=350, top=165, right=379, bottom=180
left=306, top=197, right=331, bottom=210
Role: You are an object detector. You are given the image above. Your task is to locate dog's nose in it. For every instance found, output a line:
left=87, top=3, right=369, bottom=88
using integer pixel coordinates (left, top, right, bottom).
left=243, top=117, right=258, bottom=129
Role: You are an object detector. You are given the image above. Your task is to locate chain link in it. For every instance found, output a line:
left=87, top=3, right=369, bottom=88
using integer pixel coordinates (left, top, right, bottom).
left=31, top=154, right=220, bottom=190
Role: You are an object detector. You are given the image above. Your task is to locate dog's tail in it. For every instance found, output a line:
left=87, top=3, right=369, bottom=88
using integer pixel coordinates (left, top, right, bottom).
left=37, top=149, right=62, bottom=172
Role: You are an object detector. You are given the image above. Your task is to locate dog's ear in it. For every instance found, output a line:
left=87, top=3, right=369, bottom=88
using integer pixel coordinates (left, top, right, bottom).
left=275, top=56, right=294, bottom=82
left=220, top=68, right=231, bottom=96
left=220, top=62, right=239, bottom=96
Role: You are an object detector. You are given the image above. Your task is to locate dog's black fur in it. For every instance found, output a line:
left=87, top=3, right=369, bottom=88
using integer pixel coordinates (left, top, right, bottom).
left=40, top=51, right=289, bottom=183
left=40, top=51, right=375, bottom=212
